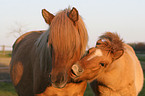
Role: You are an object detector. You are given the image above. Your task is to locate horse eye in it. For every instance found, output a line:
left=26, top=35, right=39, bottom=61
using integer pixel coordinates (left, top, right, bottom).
left=100, top=63, right=104, bottom=66
left=96, top=42, right=101, bottom=45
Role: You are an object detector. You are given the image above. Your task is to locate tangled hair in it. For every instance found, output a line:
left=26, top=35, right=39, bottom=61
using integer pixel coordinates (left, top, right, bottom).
left=97, top=32, right=124, bottom=52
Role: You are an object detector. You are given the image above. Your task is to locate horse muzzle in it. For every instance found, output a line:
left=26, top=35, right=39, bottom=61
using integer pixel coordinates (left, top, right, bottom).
left=71, top=63, right=84, bottom=78
left=51, top=72, right=68, bottom=88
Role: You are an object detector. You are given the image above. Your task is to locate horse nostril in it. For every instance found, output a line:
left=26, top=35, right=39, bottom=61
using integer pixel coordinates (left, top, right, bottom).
left=78, top=68, right=83, bottom=73
left=71, top=64, right=83, bottom=76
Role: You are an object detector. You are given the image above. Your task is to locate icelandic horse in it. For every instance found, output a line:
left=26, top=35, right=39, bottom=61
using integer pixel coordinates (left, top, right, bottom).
left=71, top=32, right=144, bottom=96
left=10, top=7, right=88, bottom=96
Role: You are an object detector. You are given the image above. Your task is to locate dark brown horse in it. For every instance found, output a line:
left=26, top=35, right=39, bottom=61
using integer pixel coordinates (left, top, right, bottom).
left=10, top=7, right=88, bottom=96
left=71, top=32, right=144, bottom=96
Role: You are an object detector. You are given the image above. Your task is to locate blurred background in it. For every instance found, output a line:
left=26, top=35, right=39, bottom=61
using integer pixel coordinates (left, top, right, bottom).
left=0, top=0, right=145, bottom=96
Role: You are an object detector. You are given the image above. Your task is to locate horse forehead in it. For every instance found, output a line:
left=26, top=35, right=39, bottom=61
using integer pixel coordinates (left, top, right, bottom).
left=94, top=49, right=103, bottom=56
left=87, top=49, right=103, bottom=61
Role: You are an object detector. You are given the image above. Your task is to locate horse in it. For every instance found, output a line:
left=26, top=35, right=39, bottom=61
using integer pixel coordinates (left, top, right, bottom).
left=10, top=7, right=88, bottom=96
left=71, top=32, right=144, bottom=96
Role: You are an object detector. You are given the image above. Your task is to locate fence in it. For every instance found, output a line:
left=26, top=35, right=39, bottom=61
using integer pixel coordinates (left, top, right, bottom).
left=0, top=45, right=11, bottom=82
left=0, top=45, right=12, bottom=55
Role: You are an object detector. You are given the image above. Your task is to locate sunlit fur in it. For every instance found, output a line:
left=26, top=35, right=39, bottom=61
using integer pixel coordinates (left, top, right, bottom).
left=10, top=7, right=88, bottom=96
left=98, top=32, right=124, bottom=53
left=72, top=32, right=144, bottom=96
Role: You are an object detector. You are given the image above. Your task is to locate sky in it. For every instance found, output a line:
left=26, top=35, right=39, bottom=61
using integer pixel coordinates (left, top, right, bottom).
left=0, top=0, right=145, bottom=50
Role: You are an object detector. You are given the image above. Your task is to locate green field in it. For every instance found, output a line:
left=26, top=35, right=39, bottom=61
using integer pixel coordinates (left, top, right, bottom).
left=0, top=51, right=11, bottom=58
left=0, top=52, right=145, bottom=96
left=0, top=82, right=17, bottom=96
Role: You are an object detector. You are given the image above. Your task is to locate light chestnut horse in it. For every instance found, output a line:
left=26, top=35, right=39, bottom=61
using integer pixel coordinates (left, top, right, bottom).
left=10, top=7, right=88, bottom=96
left=71, top=32, right=144, bottom=96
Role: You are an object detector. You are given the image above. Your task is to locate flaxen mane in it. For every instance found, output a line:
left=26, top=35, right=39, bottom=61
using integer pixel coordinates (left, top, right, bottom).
left=49, top=8, right=88, bottom=59
left=98, top=32, right=124, bottom=53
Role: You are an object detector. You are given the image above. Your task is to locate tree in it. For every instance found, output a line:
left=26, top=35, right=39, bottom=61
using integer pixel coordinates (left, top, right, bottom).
left=9, top=21, right=28, bottom=38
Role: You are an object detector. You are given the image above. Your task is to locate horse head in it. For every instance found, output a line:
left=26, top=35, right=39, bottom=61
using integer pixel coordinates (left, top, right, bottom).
left=71, top=32, right=124, bottom=82
left=41, top=7, right=88, bottom=88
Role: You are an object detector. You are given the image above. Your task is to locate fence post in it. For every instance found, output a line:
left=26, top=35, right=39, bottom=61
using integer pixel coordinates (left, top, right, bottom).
left=2, top=45, right=5, bottom=55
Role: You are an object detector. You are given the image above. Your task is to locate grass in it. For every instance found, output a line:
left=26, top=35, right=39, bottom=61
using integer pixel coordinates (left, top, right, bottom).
left=0, top=58, right=11, bottom=67
left=0, top=82, right=17, bottom=96
left=139, top=78, right=145, bottom=96
left=84, top=84, right=94, bottom=96
left=0, top=51, right=12, bottom=58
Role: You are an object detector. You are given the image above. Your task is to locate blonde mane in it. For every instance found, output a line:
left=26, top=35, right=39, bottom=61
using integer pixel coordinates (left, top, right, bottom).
left=49, top=8, right=88, bottom=58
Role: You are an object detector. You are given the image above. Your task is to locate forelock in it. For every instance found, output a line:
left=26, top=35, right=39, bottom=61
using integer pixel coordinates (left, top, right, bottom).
left=98, top=32, right=124, bottom=52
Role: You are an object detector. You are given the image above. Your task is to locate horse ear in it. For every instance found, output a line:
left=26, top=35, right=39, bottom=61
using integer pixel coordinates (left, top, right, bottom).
left=68, top=7, right=79, bottom=22
left=42, top=9, right=55, bottom=25
left=112, top=49, right=124, bottom=60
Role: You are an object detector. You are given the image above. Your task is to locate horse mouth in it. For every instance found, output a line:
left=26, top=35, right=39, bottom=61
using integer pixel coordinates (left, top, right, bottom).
left=71, top=64, right=83, bottom=79
left=70, top=69, right=78, bottom=78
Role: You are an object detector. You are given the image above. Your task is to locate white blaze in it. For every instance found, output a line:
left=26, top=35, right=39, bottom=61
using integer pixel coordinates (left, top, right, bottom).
left=87, top=49, right=103, bottom=61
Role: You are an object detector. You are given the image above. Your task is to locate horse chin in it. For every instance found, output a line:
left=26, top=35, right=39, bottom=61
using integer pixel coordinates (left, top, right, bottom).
left=52, top=81, right=67, bottom=88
